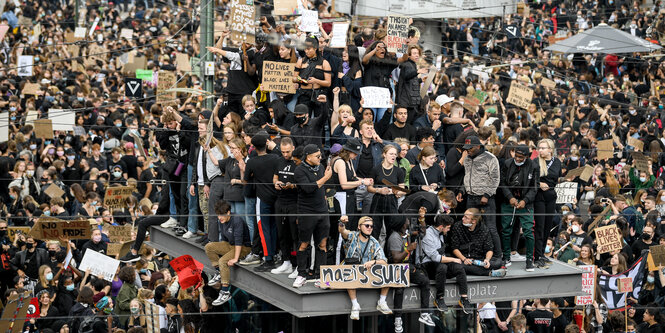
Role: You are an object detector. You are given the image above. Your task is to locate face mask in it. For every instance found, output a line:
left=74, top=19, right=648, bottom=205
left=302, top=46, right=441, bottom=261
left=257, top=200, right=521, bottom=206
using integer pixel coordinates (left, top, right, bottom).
left=572, top=225, right=580, bottom=233
left=463, top=223, right=473, bottom=228
left=44, top=211, right=51, bottom=216
left=570, top=156, right=579, bottom=161
left=10, top=116, right=15, bottom=121
left=661, top=195, right=665, bottom=202
left=131, top=307, right=140, bottom=315
left=78, top=97, right=84, bottom=102
left=29, top=144, right=37, bottom=150
left=9, top=194, right=15, bottom=200
left=35, top=57, right=40, bottom=62
left=93, top=235, right=102, bottom=243
left=139, top=269, right=147, bottom=274
left=91, top=200, right=98, bottom=206
left=48, top=148, right=55, bottom=155
left=545, top=245, right=551, bottom=253
left=113, top=171, right=122, bottom=178
left=102, top=307, right=112, bottom=315
left=295, top=116, right=307, bottom=125
left=558, top=238, right=567, bottom=245
left=514, top=160, right=525, bottom=166
left=67, top=155, right=75, bottom=160
left=48, top=250, right=57, bottom=257
left=629, top=109, right=637, bottom=115
left=46, top=272, right=54, bottom=281
left=25, top=242, right=34, bottom=249
left=640, top=177, right=647, bottom=183
left=602, top=120, right=607, bottom=126
left=115, top=123, right=122, bottom=128
left=642, top=233, right=652, bottom=241
left=9, top=107, right=16, bottom=112
left=56, top=151, right=64, bottom=157
left=45, top=96, right=55, bottom=102
left=66, top=284, right=75, bottom=291
left=647, top=276, right=655, bottom=284
left=578, top=100, right=584, bottom=105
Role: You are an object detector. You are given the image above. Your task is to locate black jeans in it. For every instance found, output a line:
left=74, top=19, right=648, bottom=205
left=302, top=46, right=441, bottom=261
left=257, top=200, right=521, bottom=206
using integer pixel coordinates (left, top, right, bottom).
left=133, top=215, right=168, bottom=252
left=369, top=194, right=400, bottom=241
left=467, top=195, right=502, bottom=260
left=534, top=190, right=557, bottom=260
left=393, top=267, right=430, bottom=316
left=425, top=261, right=468, bottom=299
left=276, top=199, right=298, bottom=262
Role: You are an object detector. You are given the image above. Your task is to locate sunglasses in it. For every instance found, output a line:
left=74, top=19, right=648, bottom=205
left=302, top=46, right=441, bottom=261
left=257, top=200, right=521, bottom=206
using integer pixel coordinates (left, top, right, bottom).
left=361, top=224, right=374, bottom=229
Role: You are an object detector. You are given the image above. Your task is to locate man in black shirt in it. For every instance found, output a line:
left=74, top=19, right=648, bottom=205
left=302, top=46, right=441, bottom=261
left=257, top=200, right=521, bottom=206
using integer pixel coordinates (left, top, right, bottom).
left=271, top=138, right=299, bottom=275
left=379, top=106, right=416, bottom=142
left=354, top=120, right=386, bottom=214
left=290, top=95, right=329, bottom=148
left=526, top=299, right=554, bottom=333
left=292, top=144, right=332, bottom=288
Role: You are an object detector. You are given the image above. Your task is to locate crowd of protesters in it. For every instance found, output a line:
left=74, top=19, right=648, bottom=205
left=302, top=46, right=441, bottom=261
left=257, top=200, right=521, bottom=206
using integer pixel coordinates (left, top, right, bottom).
left=2, top=0, right=665, bottom=331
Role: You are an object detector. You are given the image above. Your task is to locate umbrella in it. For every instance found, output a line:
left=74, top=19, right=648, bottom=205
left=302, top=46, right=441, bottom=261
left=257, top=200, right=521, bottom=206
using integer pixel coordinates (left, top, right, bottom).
left=544, top=23, right=662, bottom=54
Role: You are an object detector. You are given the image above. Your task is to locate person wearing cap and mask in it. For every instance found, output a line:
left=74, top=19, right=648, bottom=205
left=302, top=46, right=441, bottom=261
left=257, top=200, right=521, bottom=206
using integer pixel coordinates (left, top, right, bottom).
left=499, top=144, right=539, bottom=272
left=11, top=235, right=49, bottom=280
left=292, top=144, right=333, bottom=288
left=290, top=94, right=329, bottom=148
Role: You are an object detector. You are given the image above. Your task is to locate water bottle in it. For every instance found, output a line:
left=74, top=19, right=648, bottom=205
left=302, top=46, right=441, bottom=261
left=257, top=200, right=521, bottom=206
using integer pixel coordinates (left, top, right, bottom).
left=473, top=260, right=485, bottom=267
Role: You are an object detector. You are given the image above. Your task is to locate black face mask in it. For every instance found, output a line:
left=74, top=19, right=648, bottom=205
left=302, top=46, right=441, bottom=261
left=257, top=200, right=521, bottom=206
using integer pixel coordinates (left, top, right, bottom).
left=642, top=233, right=652, bottom=241
left=0, top=230, right=6, bottom=238
left=48, top=250, right=57, bottom=257
left=295, top=116, right=307, bottom=125
left=25, top=243, right=34, bottom=249
left=17, top=240, right=25, bottom=247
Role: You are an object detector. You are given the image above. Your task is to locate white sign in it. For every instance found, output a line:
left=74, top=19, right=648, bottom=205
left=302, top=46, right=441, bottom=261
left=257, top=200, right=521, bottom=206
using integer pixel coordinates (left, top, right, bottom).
left=300, top=10, right=319, bottom=33
left=554, top=182, right=577, bottom=204
left=120, top=28, right=133, bottom=40
left=334, top=0, right=515, bottom=19
left=79, top=250, right=120, bottom=282
left=0, top=112, right=8, bottom=142
left=89, top=17, right=100, bottom=37
left=17, top=55, right=33, bottom=77
left=74, top=27, right=87, bottom=38
left=329, top=22, right=349, bottom=48
left=576, top=265, right=596, bottom=305
left=48, top=109, right=76, bottom=132
left=63, top=249, right=73, bottom=270
left=360, top=87, right=392, bottom=108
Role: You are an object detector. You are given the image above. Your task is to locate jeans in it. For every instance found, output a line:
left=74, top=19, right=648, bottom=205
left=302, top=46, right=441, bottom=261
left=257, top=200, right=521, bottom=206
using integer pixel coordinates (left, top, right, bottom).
left=229, top=201, right=245, bottom=218
left=501, top=203, right=535, bottom=261
left=286, top=91, right=301, bottom=112
left=207, top=177, right=225, bottom=242
left=186, top=165, right=199, bottom=233
left=372, top=108, right=388, bottom=124
left=257, top=199, right=277, bottom=261
left=244, top=197, right=256, bottom=239
left=354, top=186, right=374, bottom=215
left=393, top=267, right=430, bottom=316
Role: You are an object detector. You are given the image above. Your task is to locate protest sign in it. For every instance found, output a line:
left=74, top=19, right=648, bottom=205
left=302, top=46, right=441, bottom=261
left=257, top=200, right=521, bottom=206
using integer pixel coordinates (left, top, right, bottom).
left=595, top=225, right=623, bottom=254
left=48, top=109, right=75, bottom=132
left=144, top=301, right=161, bottom=333
left=21, top=83, right=41, bottom=96
left=580, top=164, right=595, bottom=182
left=360, top=87, right=392, bottom=108
left=506, top=81, right=533, bottom=109
left=300, top=10, right=319, bottom=32
left=34, top=119, right=53, bottom=139
left=261, top=61, right=297, bottom=94
left=420, top=67, right=437, bottom=98
left=596, top=139, right=614, bottom=160
left=631, top=152, right=650, bottom=174
left=230, top=0, right=256, bottom=44
left=540, top=77, right=556, bottom=89
left=123, top=56, right=147, bottom=75
left=169, top=255, right=204, bottom=289
left=125, top=78, right=143, bottom=99
left=107, top=243, right=123, bottom=257
left=618, top=277, right=633, bottom=293
left=103, top=186, right=134, bottom=210
left=120, top=28, right=133, bottom=40
left=26, top=297, right=39, bottom=320
left=107, top=224, right=133, bottom=243
left=176, top=53, right=192, bottom=72
left=273, top=0, right=298, bottom=15
left=43, top=183, right=65, bottom=199
left=650, top=245, right=665, bottom=267
left=555, top=182, right=577, bottom=204
left=25, top=110, right=38, bottom=126
left=79, top=250, right=120, bottom=282
left=588, top=206, right=612, bottom=233
left=0, top=25, right=8, bottom=42
left=320, top=264, right=410, bottom=289
left=386, top=16, right=409, bottom=53
left=29, top=218, right=91, bottom=240
left=17, top=56, right=33, bottom=77
left=63, top=248, right=73, bottom=269
left=136, top=69, right=154, bottom=81
left=0, top=291, right=31, bottom=333
left=157, top=71, right=177, bottom=106
left=0, top=112, right=8, bottom=142
left=8, top=226, right=30, bottom=242
left=74, top=26, right=87, bottom=38
left=627, top=137, right=644, bottom=151
left=329, top=22, right=349, bottom=48
left=576, top=265, right=596, bottom=305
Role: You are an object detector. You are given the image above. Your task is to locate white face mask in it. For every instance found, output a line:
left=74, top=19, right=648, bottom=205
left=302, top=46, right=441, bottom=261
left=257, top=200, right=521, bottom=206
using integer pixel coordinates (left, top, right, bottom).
left=572, top=225, right=580, bottom=233
left=463, top=223, right=473, bottom=228
left=514, top=160, right=525, bottom=166
left=661, top=195, right=665, bottom=202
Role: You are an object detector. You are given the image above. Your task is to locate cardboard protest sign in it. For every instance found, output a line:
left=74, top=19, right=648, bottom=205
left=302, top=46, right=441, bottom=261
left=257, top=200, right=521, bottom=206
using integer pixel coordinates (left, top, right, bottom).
left=21, top=83, right=41, bottom=96
left=596, top=139, right=614, bottom=161
left=554, top=182, right=577, bottom=204
left=25, top=110, right=38, bottom=126
left=540, top=77, right=556, bottom=89
left=144, top=301, right=161, bottom=333
left=420, top=67, right=437, bottom=98
left=48, top=109, right=75, bottom=132
left=650, top=245, right=665, bottom=267
left=580, top=164, right=595, bottom=182
left=0, top=291, right=31, bottom=333
left=17, top=56, right=33, bottom=77
left=329, top=22, right=349, bottom=48
left=230, top=0, right=256, bottom=44
left=320, top=264, right=410, bottom=289
left=79, top=250, right=120, bottom=282
left=506, top=81, right=533, bottom=109
left=7, top=226, right=30, bottom=242
left=175, top=53, right=192, bottom=72
left=157, top=71, right=177, bottom=106
left=43, top=183, right=65, bottom=199
left=273, top=0, right=298, bottom=15
left=34, top=119, right=53, bottom=139
left=627, top=137, right=644, bottom=151
left=299, top=10, right=319, bottom=33
left=103, top=186, right=134, bottom=210
left=595, top=225, right=623, bottom=254
left=360, top=87, right=392, bottom=108
left=386, top=16, right=409, bottom=53
left=631, top=152, right=649, bottom=174
left=106, top=224, right=133, bottom=243
left=29, top=218, right=91, bottom=240
left=576, top=265, right=596, bottom=305
left=618, top=277, right=633, bottom=293
left=169, top=255, right=204, bottom=289
left=261, top=61, right=296, bottom=94
left=588, top=206, right=612, bottom=233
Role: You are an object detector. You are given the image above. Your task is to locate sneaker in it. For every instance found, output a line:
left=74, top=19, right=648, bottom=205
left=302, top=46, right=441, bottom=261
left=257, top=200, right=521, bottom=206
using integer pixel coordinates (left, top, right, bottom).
left=503, top=259, right=512, bottom=267
left=238, top=253, right=261, bottom=266
left=288, top=267, right=299, bottom=279
left=270, top=261, right=293, bottom=274
left=376, top=300, right=392, bottom=315
left=182, top=231, right=196, bottom=239
left=350, top=304, right=361, bottom=320
left=510, top=253, right=526, bottom=262
left=490, top=269, right=507, bottom=277
left=459, top=298, right=472, bottom=315
left=212, top=291, right=231, bottom=306
left=119, top=251, right=140, bottom=262
left=174, top=226, right=187, bottom=236
left=292, top=276, right=307, bottom=288
left=160, top=217, right=178, bottom=228
left=542, top=256, right=553, bottom=264
left=535, top=258, right=550, bottom=269
left=418, top=313, right=435, bottom=327
left=434, top=297, right=448, bottom=312
left=394, top=317, right=404, bottom=333
left=208, top=273, right=221, bottom=286
left=253, top=261, right=276, bottom=272
left=525, top=259, right=535, bottom=272
left=196, top=234, right=209, bottom=243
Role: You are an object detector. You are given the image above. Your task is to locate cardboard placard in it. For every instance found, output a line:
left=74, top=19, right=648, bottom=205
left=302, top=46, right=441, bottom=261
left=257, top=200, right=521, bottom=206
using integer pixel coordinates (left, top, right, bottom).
left=21, top=83, right=41, bottom=96
left=540, top=77, right=556, bottom=89
left=617, top=277, right=633, bottom=293
left=144, top=301, right=161, bottom=333
left=580, top=164, right=595, bottom=182
left=595, top=225, right=623, bottom=254
left=386, top=16, right=409, bottom=53
left=106, top=242, right=123, bottom=257
left=576, top=265, right=596, bottom=305
left=120, top=28, right=133, bottom=40
left=506, top=81, right=533, bottom=109
left=555, top=182, right=578, bottom=204
left=175, top=53, right=192, bottom=72
left=79, top=250, right=120, bottom=282
left=420, top=67, right=437, bottom=98
left=596, top=139, right=614, bottom=161
left=48, top=108, right=75, bottom=132
left=157, top=71, right=177, bottom=106
left=103, top=186, right=134, bottom=210
left=34, top=119, right=53, bottom=140
left=7, top=226, right=30, bottom=242
left=650, top=245, right=665, bottom=267
left=627, top=137, right=644, bottom=151
left=273, top=0, right=298, bottom=15
left=0, top=291, right=31, bottom=333
left=123, top=56, right=147, bottom=75
left=230, top=0, right=256, bottom=44
left=169, top=255, right=204, bottom=289
left=360, top=87, right=392, bottom=108
left=43, top=183, right=65, bottom=199
left=299, top=10, right=319, bottom=33
left=320, top=264, right=410, bottom=289
left=261, top=61, right=296, bottom=94
left=632, top=152, right=650, bottom=174
left=29, top=218, right=91, bottom=241
left=329, top=22, right=349, bottom=48
left=587, top=206, right=612, bottom=233
left=106, top=224, right=133, bottom=243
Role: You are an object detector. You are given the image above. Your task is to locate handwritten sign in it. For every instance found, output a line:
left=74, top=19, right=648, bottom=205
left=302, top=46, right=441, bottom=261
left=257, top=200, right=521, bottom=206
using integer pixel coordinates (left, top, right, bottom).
left=627, top=137, right=644, bottom=151
left=120, top=28, right=133, bottom=40
left=273, top=0, right=298, bottom=15
left=230, top=0, right=256, bottom=44
left=79, top=250, right=120, bottom=282
left=595, top=225, right=623, bottom=254
left=506, top=81, right=533, bottom=109
left=29, top=218, right=91, bottom=240
left=631, top=152, right=649, bottom=174
left=580, top=165, right=595, bottom=182
left=576, top=265, right=596, bottom=305
left=555, top=182, right=577, bottom=204
left=21, top=83, right=41, bottom=96
left=7, top=227, right=30, bottom=242
left=320, top=264, right=410, bottom=289
left=107, top=224, right=133, bottom=243
left=360, top=87, right=392, bottom=108
left=136, top=69, right=154, bottom=81
left=596, top=139, right=614, bottom=161
left=262, top=61, right=296, bottom=94
left=157, top=71, right=177, bottom=106
left=386, top=16, right=409, bottom=53
left=329, top=22, right=349, bottom=48
left=420, top=67, right=437, bottom=98
left=0, top=291, right=31, bottom=333
left=650, top=245, right=665, bottom=267
left=175, top=53, right=191, bottom=73
left=618, top=277, right=633, bottom=293
left=43, top=183, right=65, bottom=199
left=540, top=77, right=556, bottom=89
left=300, top=10, right=319, bottom=33
left=103, top=186, right=134, bottom=210
left=169, top=255, right=204, bottom=289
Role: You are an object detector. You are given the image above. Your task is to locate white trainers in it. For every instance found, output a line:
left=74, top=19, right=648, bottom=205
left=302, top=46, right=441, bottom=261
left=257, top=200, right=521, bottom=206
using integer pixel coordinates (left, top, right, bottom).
left=238, top=253, right=261, bottom=265
left=292, top=276, right=307, bottom=288
left=511, top=253, right=527, bottom=262
left=208, top=273, right=221, bottom=286
left=182, top=231, right=196, bottom=239
left=418, top=313, right=435, bottom=327
left=350, top=304, right=361, bottom=320
left=288, top=267, right=299, bottom=279
left=160, top=217, right=178, bottom=228
left=212, top=291, right=231, bottom=306
left=270, top=261, right=293, bottom=274
left=376, top=300, right=392, bottom=314
left=394, top=317, right=404, bottom=333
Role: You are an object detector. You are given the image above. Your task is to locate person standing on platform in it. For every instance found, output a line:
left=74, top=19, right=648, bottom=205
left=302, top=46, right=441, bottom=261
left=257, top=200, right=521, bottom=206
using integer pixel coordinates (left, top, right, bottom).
left=271, top=137, right=299, bottom=275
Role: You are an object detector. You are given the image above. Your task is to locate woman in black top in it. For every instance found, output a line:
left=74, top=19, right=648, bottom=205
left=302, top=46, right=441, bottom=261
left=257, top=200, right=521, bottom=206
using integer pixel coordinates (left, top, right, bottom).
left=219, top=138, right=247, bottom=216
left=409, top=146, right=445, bottom=194
left=293, top=37, right=331, bottom=111
left=361, top=40, right=398, bottom=122
left=534, top=139, right=561, bottom=266
left=367, top=145, right=407, bottom=242
left=338, top=45, right=363, bottom=113
left=33, top=290, right=59, bottom=331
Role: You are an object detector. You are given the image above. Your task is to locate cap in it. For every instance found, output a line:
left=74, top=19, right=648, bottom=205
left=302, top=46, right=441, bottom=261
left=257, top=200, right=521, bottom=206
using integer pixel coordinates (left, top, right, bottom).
left=462, top=136, right=481, bottom=150
left=303, top=144, right=320, bottom=157
left=293, top=146, right=304, bottom=160
left=65, top=148, right=76, bottom=155
left=514, top=144, right=529, bottom=156
left=329, top=143, right=343, bottom=155
left=435, top=94, right=454, bottom=106
left=200, top=110, right=212, bottom=120
left=294, top=104, right=308, bottom=115
left=93, top=292, right=107, bottom=305
left=342, top=138, right=361, bottom=155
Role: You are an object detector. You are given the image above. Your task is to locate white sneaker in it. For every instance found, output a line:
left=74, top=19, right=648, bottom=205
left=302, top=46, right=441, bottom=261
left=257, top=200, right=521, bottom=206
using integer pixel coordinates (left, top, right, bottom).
left=160, top=217, right=178, bottom=228
left=511, top=253, right=526, bottom=262
left=270, top=261, right=293, bottom=274
left=238, top=253, right=261, bottom=266
left=208, top=273, right=221, bottom=286
left=182, top=231, right=196, bottom=239
left=394, top=317, right=404, bottom=333
left=376, top=300, right=392, bottom=314
left=288, top=267, right=299, bottom=279
left=292, top=276, right=307, bottom=288
left=418, top=313, right=435, bottom=327
left=350, top=304, right=361, bottom=320
left=212, top=291, right=231, bottom=306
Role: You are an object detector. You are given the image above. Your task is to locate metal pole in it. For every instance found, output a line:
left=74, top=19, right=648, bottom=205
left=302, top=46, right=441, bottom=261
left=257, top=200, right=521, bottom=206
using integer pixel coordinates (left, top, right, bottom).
left=200, top=0, right=214, bottom=110
left=75, top=0, right=80, bottom=27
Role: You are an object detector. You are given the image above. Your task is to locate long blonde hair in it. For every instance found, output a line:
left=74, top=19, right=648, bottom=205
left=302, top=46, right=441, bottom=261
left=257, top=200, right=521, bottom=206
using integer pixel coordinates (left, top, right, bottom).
left=200, top=136, right=229, bottom=158
left=537, top=139, right=555, bottom=177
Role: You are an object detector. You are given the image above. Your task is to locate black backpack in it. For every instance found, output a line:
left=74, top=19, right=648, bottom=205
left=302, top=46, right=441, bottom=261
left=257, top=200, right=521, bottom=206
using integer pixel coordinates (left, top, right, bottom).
left=79, top=315, right=103, bottom=333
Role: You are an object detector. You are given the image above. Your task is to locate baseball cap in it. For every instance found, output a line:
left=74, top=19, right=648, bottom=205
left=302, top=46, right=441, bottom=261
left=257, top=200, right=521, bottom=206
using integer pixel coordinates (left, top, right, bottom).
left=462, top=136, right=481, bottom=150
left=435, top=94, right=454, bottom=106
left=514, top=144, right=530, bottom=156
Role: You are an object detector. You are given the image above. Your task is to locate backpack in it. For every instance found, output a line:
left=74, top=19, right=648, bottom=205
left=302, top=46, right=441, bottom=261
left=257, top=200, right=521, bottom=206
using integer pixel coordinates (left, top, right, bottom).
left=79, top=316, right=103, bottom=333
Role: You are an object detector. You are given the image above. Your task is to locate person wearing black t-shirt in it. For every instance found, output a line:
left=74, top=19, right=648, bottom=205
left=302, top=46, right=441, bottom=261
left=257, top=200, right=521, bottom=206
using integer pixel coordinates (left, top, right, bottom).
left=271, top=138, right=299, bottom=275
left=367, top=145, right=406, bottom=243
left=378, top=107, right=416, bottom=143
left=550, top=298, right=569, bottom=333
left=526, top=299, right=554, bottom=333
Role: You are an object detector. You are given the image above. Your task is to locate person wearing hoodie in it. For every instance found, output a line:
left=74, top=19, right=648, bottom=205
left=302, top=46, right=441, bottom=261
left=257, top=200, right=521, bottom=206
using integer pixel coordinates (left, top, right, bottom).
left=68, top=286, right=95, bottom=333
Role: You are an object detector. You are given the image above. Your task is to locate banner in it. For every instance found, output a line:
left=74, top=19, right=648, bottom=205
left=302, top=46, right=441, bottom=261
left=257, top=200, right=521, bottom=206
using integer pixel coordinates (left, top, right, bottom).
left=169, top=255, right=204, bottom=289
left=103, top=186, right=134, bottom=210
left=230, top=0, right=256, bottom=44
left=25, top=298, right=39, bottom=320
left=506, top=81, right=533, bottom=109
left=79, top=250, right=120, bottom=282
left=386, top=16, right=409, bottom=53
left=554, top=182, right=577, bottom=204
left=576, top=265, right=596, bottom=305
left=595, top=225, right=623, bottom=254
left=261, top=61, right=297, bottom=94
left=360, top=87, right=392, bottom=108
left=598, top=254, right=646, bottom=309
left=320, top=264, right=410, bottom=289
left=29, top=218, right=91, bottom=240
